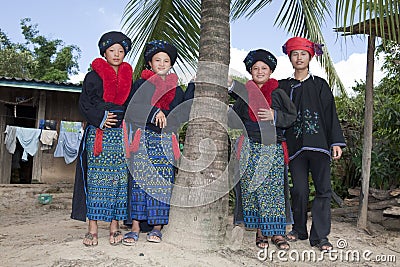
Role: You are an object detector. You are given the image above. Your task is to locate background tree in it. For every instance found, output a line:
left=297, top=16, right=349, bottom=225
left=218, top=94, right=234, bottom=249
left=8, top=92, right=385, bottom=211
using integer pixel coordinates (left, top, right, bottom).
left=0, top=29, right=35, bottom=79
left=334, top=42, right=400, bottom=194
left=0, top=18, right=81, bottom=82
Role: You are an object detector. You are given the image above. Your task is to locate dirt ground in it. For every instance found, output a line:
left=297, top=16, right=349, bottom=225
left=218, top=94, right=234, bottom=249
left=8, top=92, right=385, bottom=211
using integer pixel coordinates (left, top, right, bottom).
left=0, top=183, right=399, bottom=267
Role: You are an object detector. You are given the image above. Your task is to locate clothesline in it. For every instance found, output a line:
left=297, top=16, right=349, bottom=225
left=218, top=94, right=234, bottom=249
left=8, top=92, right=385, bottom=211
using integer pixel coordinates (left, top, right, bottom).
left=3, top=121, right=83, bottom=164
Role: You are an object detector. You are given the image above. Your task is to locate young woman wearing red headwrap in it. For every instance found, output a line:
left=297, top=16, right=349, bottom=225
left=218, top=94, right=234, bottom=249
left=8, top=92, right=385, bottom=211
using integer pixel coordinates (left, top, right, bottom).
left=279, top=37, right=346, bottom=251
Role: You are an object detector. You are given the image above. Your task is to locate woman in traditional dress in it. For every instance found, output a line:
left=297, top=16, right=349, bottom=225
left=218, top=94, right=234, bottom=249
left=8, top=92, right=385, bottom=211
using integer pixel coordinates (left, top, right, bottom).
left=228, top=49, right=296, bottom=250
left=71, top=31, right=134, bottom=246
left=123, top=40, right=194, bottom=245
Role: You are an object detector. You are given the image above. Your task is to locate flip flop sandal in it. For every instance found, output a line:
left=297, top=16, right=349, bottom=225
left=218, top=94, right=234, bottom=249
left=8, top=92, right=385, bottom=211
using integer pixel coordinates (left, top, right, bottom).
left=285, top=230, right=307, bottom=242
left=83, top=232, right=98, bottom=247
left=122, top=231, right=139, bottom=246
left=312, top=238, right=333, bottom=251
left=256, top=233, right=269, bottom=249
left=109, top=230, right=123, bottom=246
left=272, top=236, right=290, bottom=251
left=147, top=229, right=162, bottom=243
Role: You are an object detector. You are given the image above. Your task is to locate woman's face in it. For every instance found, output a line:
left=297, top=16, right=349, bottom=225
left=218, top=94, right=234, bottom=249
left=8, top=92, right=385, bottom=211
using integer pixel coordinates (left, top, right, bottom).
left=290, top=49, right=311, bottom=71
left=251, top=61, right=272, bottom=87
left=148, top=52, right=171, bottom=77
left=104, top=43, right=125, bottom=68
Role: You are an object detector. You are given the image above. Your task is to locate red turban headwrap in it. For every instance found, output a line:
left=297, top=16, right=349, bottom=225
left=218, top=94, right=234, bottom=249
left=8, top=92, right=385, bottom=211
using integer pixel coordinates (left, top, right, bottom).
left=282, top=37, right=324, bottom=58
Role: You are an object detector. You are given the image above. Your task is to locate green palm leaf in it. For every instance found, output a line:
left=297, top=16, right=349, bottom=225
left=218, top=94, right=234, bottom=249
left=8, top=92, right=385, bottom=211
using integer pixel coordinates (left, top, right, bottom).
left=122, top=0, right=200, bottom=79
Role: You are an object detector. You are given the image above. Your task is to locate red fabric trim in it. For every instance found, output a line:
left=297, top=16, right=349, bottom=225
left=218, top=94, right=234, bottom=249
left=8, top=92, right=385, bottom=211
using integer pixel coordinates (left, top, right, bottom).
left=130, top=128, right=142, bottom=153
left=172, top=133, right=180, bottom=160
left=122, top=121, right=131, bottom=158
left=282, top=141, right=289, bottom=165
left=90, top=58, right=133, bottom=156
left=141, top=69, right=177, bottom=110
left=236, top=134, right=245, bottom=160
left=93, top=128, right=103, bottom=156
left=246, top=78, right=279, bottom=122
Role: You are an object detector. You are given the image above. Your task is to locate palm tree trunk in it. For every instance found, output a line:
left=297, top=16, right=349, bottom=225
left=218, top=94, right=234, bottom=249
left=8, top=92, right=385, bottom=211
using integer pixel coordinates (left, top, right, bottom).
left=165, top=0, right=231, bottom=249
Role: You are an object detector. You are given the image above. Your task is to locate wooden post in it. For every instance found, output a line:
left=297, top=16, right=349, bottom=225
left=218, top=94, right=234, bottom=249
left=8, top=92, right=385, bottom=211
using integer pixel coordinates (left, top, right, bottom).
left=357, top=34, right=375, bottom=229
left=32, top=91, right=46, bottom=183
left=0, top=102, right=12, bottom=184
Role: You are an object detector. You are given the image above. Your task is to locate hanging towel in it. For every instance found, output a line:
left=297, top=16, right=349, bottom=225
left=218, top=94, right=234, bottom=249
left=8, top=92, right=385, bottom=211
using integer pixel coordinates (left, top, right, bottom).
left=60, top=121, right=82, bottom=133
left=4, top=125, right=17, bottom=154
left=54, top=121, right=83, bottom=164
left=40, top=130, right=58, bottom=150
left=15, top=127, right=42, bottom=161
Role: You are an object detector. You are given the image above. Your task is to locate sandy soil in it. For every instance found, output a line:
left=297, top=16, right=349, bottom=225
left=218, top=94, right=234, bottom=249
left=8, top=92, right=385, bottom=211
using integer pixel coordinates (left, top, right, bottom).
left=0, top=183, right=399, bottom=267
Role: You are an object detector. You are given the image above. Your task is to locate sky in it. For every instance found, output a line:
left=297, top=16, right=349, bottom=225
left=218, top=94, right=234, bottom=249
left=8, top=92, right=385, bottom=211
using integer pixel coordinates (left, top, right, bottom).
left=0, top=0, right=386, bottom=94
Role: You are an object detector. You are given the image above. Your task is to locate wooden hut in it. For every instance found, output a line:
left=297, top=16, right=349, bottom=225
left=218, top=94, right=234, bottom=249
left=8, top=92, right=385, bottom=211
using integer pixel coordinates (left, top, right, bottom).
left=0, top=77, right=83, bottom=184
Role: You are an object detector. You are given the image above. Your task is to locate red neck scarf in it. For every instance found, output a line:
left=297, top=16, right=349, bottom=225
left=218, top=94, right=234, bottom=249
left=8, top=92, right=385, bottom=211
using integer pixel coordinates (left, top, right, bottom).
left=91, top=58, right=133, bottom=156
left=91, top=58, right=133, bottom=104
left=246, top=78, right=279, bottom=121
left=141, top=69, right=177, bottom=110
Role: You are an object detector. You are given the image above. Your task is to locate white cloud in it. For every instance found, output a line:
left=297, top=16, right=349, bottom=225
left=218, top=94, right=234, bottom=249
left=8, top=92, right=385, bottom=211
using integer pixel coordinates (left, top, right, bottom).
left=229, top=47, right=385, bottom=96
left=68, top=72, right=86, bottom=84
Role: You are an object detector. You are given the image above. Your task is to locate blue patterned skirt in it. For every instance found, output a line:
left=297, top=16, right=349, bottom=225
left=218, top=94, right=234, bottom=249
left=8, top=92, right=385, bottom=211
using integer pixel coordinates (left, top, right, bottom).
left=239, top=138, right=287, bottom=236
left=85, top=127, right=128, bottom=222
left=129, top=129, right=175, bottom=225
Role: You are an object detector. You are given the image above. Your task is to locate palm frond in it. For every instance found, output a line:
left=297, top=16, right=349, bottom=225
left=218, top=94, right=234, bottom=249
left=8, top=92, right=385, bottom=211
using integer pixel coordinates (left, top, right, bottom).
left=335, top=0, right=400, bottom=44
left=122, top=0, right=200, bottom=80
left=230, top=0, right=273, bottom=20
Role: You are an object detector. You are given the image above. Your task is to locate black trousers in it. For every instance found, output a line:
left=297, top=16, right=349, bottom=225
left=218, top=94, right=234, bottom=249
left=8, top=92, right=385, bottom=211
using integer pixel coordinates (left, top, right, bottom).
left=289, top=150, right=332, bottom=245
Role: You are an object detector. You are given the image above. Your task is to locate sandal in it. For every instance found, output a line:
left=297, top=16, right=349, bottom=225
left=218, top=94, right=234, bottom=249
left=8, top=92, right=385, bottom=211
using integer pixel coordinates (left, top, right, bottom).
left=285, top=230, right=307, bottom=242
left=83, top=232, right=98, bottom=247
left=147, top=229, right=162, bottom=243
left=122, top=232, right=139, bottom=246
left=256, top=233, right=269, bottom=249
left=272, top=235, right=290, bottom=250
left=109, top=230, right=123, bottom=246
left=312, top=238, right=333, bottom=251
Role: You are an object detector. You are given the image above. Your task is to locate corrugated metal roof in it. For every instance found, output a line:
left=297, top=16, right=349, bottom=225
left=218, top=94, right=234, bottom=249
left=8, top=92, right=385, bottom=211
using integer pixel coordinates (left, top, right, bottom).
left=0, top=76, right=81, bottom=93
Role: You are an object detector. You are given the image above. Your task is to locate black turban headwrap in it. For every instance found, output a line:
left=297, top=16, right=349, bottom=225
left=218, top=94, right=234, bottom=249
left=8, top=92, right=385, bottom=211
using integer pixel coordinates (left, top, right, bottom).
left=98, top=31, right=132, bottom=56
left=243, top=49, right=277, bottom=73
left=144, top=40, right=178, bottom=68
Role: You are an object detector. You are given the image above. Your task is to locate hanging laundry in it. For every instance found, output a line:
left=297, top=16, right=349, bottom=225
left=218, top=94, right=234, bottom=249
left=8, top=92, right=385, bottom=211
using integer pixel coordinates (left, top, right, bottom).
left=15, top=127, right=42, bottom=161
left=4, top=125, right=17, bottom=154
left=39, top=119, right=57, bottom=130
left=40, top=130, right=58, bottom=150
left=54, top=121, right=83, bottom=164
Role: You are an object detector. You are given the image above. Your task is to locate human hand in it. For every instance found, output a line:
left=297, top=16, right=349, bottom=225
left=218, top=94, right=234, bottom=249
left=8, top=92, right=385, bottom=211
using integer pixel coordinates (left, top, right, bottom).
left=258, top=108, right=274, bottom=121
left=332, top=146, right=342, bottom=160
left=227, top=76, right=233, bottom=87
left=155, top=111, right=167, bottom=128
left=104, top=112, right=118, bottom=128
